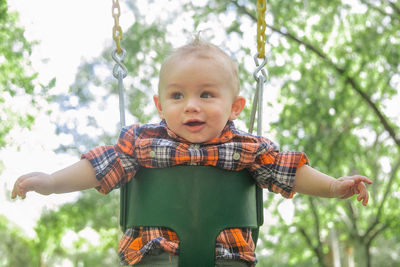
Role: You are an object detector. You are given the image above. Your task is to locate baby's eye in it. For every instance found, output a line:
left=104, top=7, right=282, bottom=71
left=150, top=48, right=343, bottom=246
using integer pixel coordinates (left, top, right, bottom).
left=171, top=92, right=183, bottom=99
left=200, top=92, right=213, bottom=98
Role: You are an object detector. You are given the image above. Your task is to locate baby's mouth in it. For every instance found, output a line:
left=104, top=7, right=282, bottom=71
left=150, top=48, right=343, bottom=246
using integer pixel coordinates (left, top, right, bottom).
left=183, top=120, right=206, bottom=132
left=184, top=121, right=205, bottom=126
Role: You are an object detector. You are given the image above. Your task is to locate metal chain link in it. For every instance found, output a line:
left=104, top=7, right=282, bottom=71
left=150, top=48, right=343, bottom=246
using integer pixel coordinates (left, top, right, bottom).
left=112, top=0, right=123, bottom=54
left=249, top=0, right=268, bottom=135
left=256, top=0, right=267, bottom=59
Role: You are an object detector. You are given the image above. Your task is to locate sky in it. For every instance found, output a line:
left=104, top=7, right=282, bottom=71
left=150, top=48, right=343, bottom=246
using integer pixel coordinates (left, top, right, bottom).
left=1, top=0, right=135, bottom=237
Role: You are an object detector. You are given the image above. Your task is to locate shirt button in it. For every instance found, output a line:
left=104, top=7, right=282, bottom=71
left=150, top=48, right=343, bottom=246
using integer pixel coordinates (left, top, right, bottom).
left=192, top=144, right=200, bottom=149
left=233, top=152, right=240, bottom=161
left=150, top=151, right=156, bottom=158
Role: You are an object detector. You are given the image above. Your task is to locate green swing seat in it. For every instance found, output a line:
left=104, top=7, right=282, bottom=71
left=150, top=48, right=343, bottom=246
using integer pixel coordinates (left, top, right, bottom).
left=120, top=166, right=264, bottom=267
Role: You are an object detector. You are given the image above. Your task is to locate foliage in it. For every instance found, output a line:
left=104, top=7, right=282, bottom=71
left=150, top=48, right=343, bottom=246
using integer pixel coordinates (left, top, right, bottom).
left=0, top=215, right=39, bottom=266
left=262, top=0, right=400, bottom=265
left=0, top=0, right=36, bottom=148
left=0, top=0, right=55, bottom=152
left=33, top=190, right=121, bottom=266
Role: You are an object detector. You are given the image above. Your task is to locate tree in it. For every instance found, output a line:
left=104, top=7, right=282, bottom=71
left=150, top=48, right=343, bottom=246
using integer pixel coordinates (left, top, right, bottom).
left=0, top=215, right=39, bottom=267
left=33, top=190, right=120, bottom=266
left=0, top=0, right=37, bottom=148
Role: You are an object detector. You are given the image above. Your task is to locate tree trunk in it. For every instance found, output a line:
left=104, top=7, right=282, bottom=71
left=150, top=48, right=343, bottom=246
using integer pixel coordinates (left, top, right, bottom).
left=345, top=246, right=354, bottom=267
left=330, top=228, right=341, bottom=267
left=353, top=238, right=369, bottom=267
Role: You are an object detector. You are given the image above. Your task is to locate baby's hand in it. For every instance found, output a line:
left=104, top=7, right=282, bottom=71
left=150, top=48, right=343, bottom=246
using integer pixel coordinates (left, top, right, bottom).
left=330, top=175, right=372, bottom=206
left=11, top=172, right=54, bottom=199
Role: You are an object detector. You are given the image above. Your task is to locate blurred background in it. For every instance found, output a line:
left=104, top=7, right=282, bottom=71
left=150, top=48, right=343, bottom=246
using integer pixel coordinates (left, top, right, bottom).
left=1, top=0, right=399, bottom=266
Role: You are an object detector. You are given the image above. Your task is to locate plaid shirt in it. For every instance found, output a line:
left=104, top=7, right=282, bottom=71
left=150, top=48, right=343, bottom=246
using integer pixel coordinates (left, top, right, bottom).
left=82, top=120, right=309, bottom=265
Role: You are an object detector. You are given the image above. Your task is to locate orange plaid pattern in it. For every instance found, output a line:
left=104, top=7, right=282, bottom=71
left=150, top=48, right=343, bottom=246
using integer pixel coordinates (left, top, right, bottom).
left=82, top=120, right=309, bottom=265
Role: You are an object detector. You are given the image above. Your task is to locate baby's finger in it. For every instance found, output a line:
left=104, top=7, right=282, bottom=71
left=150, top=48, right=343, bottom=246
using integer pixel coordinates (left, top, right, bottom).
left=362, top=191, right=369, bottom=206
left=11, top=178, right=24, bottom=199
left=16, top=184, right=26, bottom=199
left=11, top=188, right=17, bottom=199
left=363, top=177, right=373, bottom=185
left=353, top=175, right=372, bottom=185
left=357, top=188, right=369, bottom=206
left=11, top=180, right=19, bottom=198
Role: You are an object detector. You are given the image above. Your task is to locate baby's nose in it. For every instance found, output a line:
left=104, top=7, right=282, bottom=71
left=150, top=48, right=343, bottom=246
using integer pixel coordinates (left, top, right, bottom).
left=184, top=98, right=200, bottom=113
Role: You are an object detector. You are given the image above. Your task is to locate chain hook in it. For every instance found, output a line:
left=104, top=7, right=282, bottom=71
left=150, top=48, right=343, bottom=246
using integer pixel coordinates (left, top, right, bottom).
left=112, top=48, right=128, bottom=79
left=112, top=48, right=128, bottom=128
left=253, top=52, right=268, bottom=82
left=249, top=52, right=268, bottom=135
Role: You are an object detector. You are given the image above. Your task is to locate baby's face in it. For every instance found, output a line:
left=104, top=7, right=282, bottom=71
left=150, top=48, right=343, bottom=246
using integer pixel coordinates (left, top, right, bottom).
left=154, top=52, right=244, bottom=143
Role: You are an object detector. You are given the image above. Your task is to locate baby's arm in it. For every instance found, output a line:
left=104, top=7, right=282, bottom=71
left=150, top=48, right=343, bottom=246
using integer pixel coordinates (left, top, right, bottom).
left=11, top=159, right=99, bottom=199
left=294, top=165, right=372, bottom=206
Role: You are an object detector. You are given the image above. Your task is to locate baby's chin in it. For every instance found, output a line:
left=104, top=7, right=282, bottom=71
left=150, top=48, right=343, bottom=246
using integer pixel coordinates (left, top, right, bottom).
left=184, top=137, right=212, bottom=144
left=182, top=133, right=223, bottom=144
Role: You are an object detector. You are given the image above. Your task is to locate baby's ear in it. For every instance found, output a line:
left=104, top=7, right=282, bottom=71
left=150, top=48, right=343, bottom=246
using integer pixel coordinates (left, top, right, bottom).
left=153, top=95, right=164, bottom=119
left=229, top=96, right=246, bottom=120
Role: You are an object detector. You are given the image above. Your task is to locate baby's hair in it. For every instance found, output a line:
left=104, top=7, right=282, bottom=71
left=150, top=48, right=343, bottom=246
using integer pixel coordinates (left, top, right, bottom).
left=158, top=34, right=240, bottom=95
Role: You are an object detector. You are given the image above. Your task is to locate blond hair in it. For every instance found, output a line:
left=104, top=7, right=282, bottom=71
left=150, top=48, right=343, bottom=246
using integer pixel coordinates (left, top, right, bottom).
left=158, top=36, right=240, bottom=95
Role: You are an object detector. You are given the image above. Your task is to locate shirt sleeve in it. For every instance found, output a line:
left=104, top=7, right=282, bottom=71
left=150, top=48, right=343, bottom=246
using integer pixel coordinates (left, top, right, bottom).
left=81, top=124, right=140, bottom=194
left=248, top=137, right=309, bottom=198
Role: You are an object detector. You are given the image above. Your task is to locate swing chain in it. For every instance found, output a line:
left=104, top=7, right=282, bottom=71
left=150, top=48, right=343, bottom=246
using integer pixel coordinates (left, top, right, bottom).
left=256, top=0, right=267, bottom=59
left=112, top=0, right=127, bottom=128
left=249, top=0, right=268, bottom=135
left=112, top=0, right=123, bottom=54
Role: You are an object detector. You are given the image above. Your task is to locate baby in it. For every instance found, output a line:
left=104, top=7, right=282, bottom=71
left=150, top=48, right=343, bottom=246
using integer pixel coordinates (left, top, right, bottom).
left=12, top=38, right=372, bottom=266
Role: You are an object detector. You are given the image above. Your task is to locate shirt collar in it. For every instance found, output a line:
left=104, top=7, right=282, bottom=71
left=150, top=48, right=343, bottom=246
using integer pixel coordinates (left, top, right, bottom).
left=160, top=120, right=236, bottom=145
